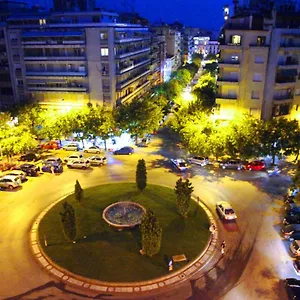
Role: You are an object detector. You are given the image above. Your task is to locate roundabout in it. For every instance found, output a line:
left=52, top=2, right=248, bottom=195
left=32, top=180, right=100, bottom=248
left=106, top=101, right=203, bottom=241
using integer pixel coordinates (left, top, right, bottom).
left=33, top=183, right=215, bottom=292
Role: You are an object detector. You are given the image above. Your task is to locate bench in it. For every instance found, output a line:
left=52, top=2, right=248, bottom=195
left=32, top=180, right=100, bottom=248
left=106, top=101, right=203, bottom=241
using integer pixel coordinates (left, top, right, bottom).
left=172, top=254, right=187, bottom=262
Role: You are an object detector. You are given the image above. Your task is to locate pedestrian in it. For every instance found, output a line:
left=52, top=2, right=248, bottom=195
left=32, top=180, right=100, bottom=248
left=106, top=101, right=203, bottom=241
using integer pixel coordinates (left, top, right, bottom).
left=221, top=240, right=226, bottom=255
left=209, top=223, right=216, bottom=236
left=51, top=165, right=55, bottom=175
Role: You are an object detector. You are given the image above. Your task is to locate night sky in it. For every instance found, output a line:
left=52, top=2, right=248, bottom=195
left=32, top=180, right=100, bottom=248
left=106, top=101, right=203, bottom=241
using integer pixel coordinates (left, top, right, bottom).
left=100, top=0, right=229, bottom=29
left=37, top=0, right=229, bottom=30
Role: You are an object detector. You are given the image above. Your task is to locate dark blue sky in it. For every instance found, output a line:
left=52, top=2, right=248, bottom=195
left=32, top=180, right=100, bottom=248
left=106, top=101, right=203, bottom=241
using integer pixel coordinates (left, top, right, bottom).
left=100, top=0, right=228, bottom=29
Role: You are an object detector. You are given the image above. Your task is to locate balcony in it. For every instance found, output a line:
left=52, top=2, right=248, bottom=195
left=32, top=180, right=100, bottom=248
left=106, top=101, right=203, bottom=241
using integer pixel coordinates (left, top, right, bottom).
left=249, top=43, right=269, bottom=48
left=273, top=94, right=293, bottom=103
left=277, top=60, right=298, bottom=69
left=217, top=78, right=239, bottom=85
left=219, top=43, right=242, bottom=50
left=216, top=95, right=237, bottom=104
left=115, top=48, right=150, bottom=59
left=24, top=56, right=86, bottom=62
left=280, top=43, right=300, bottom=51
left=117, top=80, right=150, bottom=104
left=26, top=71, right=87, bottom=77
left=218, top=60, right=240, bottom=68
left=22, top=40, right=85, bottom=46
left=27, top=86, right=88, bottom=92
left=116, top=70, right=151, bottom=90
left=115, top=37, right=150, bottom=44
left=116, top=59, right=151, bottom=75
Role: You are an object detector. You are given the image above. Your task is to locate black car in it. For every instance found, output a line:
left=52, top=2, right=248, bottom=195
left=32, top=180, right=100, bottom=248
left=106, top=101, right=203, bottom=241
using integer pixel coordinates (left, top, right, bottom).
left=286, top=278, right=300, bottom=287
left=13, top=164, right=40, bottom=177
left=41, top=163, right=63, bottom=174
left=288, top=232, right=300, bottom=241
left=19, top=153, right=39, bottom=162
left=286, top=285, right=300, bottom=300
left=284, top=215, right=300, bottom=226
left=286, top=204, right=300, bottom=216
left=282, top=224, right=300, bottom=239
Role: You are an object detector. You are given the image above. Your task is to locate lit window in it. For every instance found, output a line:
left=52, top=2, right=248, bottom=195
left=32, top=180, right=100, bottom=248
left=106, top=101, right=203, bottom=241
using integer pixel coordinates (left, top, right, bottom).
left=253, top=73, right=263, bottom=82
left=231, top=55, right=239, bottom=61
left=251, top=91, right=259, bottom=99
left=231, top=35, right=241, bottom=45
left=101, top=48, right=109, bottom=56
left=254, top=56, right=264, bottom=64
left=39, top=19, right=46, bottom=25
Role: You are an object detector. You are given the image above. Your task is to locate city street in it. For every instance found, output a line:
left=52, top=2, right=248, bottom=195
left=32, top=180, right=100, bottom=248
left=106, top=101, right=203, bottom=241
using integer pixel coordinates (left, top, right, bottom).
left=0, top=130, right=295, bottom=300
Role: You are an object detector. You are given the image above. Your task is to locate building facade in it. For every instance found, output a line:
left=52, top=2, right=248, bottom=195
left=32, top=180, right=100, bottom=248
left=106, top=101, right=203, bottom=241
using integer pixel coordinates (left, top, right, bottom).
left=217, top=6, right=300, bottom=121
left=2, top=10, right=156, bottom=110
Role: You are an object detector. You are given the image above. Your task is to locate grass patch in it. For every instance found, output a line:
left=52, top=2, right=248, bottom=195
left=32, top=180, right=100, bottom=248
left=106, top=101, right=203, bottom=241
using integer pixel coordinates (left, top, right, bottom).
left=38, top=183, right=210, bottom=282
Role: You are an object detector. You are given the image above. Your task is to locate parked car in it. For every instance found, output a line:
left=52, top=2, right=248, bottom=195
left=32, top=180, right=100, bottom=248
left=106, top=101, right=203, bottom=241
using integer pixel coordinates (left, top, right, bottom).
left=245, top=160, right=266, bottom=171
left=285, top=195, right=296, bottom=204
left=64, top=154, right=84, bottom=163
left=19, top=153, right=39, bottom=162
left=216, top=201, right=237, bottom=220
left=189, top=156, right=209, bottom=166
left=42, top=163, right=63, bottom=174
left=136, top=140, right=149, bottom=147
left=0, top=162, right=16, bottom=171
left=219, top=160, right=243, bottom=170
left=289, top=188, right=300, bottom=197
left=288, top=232, right=300, bottom=241
left=285, top=278, right=300, bottom=288
left=4, top=170, right=27, bottom=182
left=67, top=160, right=90, bottom=169
left=170, top=158, right=188, bottom=171
left=113, top=146, right=134, bottom=155
left=282, top=224, right=300, bottom=239
left=0, top=175, right=21, bottom=190
left=89, top=156, right=106, bottom=166
left=12, top=164, right=40, bottom=177
left=41, top=141, right=61, bottom=150
left=83, top=146, right=102, bottom=154
left=293, top=260, right=300, bottom=276
left=43, top=157, right=63, bottom=165
left=284, top=215, right=300, bottom=226
left=286, top=204, right=300, bottom=216
left=290, top=240, right=300, bottom=257
left=285, top=284, right=300, bottom=299
left=62, top=143, right=80, bottom=151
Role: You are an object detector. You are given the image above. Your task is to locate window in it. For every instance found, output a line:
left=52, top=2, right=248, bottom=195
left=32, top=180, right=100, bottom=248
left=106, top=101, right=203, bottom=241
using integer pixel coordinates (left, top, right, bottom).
left=102, top=80, right=110, bottom=92
left=93, top=16, right=100, bottom=23
left=250, top=108, right=259, bottom=116
left=100, top=33, right=107, bottom=40
left=251, top=91, right=259, bottom=99
left=254, top=56, right=264, bottom=64
left=17, top=79, right=23, bottom=86
left=102, top=64, right=109, bottom=75
left=257, top=36, right=266, bottom=46
left=101, top=48, right=109, bottom=56
left=253, top=73, right=263, bottom=82
left=231, top=35, right=241, bottom=45
left=103, top=94, right=111, bottom=102
left=296, top=89, right=300, bottom=96
left=231, top=55, right=239, bottom=61
left=228, top=89, right=237, bottom=98
left=39, top=19, right=46, bottom=25
left=272, top=104, right=290, bottom=116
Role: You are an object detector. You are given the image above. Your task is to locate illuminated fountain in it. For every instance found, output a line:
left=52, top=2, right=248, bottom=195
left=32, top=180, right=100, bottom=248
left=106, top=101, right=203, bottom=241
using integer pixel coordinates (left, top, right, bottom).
left=102, top=201, right=146, bottom=230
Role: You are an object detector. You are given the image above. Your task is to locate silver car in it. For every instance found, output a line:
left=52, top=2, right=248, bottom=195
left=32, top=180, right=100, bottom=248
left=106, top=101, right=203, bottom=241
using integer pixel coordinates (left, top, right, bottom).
left=219, top=160, right=243, bottom=170
left=67, top=160, right=91, bottom=169
left=4, top=170, right=27, bottom=182
left=89, top=156, right=107, bottom=166
left=189, top=156, right=209, bottom=166
left=64, top=154, right=83, bottom=163
left=0, top=175, right=21, bottom=190
left=62, top=143, right=79, bottom=151
left=83, top=146, right=102, bottom=154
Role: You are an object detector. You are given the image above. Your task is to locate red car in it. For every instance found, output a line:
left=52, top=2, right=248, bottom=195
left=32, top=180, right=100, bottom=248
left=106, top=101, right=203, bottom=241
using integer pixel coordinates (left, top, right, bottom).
left=245, top=160, right=265, bottom=171
left=41, top=141, right=61, bottom=150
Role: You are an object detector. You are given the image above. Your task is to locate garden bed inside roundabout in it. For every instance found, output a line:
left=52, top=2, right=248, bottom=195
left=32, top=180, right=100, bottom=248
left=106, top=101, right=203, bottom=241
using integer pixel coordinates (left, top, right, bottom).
left=38, top=183, right=210, bottom=282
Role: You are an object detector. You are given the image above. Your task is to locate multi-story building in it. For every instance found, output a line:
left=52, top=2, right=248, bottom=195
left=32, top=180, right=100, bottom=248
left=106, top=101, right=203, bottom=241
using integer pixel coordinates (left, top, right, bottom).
left=3, top=10, right=153, bottom=109
left=194, top=36, right=219, bottom=56
left=217, top=2, right=300, bottom=121
left=182, top=27, right=194, bottom=64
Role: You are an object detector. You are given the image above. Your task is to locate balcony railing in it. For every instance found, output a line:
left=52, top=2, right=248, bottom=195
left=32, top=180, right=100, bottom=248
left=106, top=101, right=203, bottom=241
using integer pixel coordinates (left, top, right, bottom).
left=24, top=56, right=86, bottom=61
left=116, top=70, right=151, bottom=90
left=217, top=78, right=239, bottom=84
left=22, top=40, right=85, bottom=46
left=216, top=94, right=237, bottom=100
left=28, top=86, right=88, bottom=92
left=273, top=94, right=293, bottom=100
left=115, top=37, right=150, bottom=44
left=26, top=71, right=87, bottom=77
left=278, top=60, right=298, bottom=67
left=115, top=47, right=150, bottom=59
left=249, top=43, right=269, bottom=47
left=117, top=80, right=150, bottom=104
left=275, top=78, right=296, bottom=84
left=116, top=59, right=151, bottom=75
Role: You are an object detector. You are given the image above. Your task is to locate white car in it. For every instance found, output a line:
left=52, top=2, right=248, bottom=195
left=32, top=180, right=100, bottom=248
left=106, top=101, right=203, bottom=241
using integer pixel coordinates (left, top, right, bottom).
left=83, top=146, right=102, bottom=154
left=0, top=175, right=21, bottom=190
left=216, top=201, right=237, bottom=220
left=290, top=240, right=300, bottom=257
left=64, top=154, right=83, bottom=163
left=189, top=156, right=209, bottom=166
left=170, top=159, right=188, bottom=171
left=67, top=160, right=91, bottom=169
left=89, top=156, right=107, bottom=166
left=4, top=170, right=27, bottom=182
left=62, top=143, right=79, bottom=151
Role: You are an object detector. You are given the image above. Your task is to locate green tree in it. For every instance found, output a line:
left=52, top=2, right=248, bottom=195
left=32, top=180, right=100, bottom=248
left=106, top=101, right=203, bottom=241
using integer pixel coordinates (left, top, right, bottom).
left=174, top=178, right=194, bottom=218
left=136, top=159, right=147, bottom=191
left=140, top=209, right=162, bottom=257
left=60, top=201, right=77, bottom=242
left=75, top=180, right=83, bottom=203
left=192, top=53, right=203, bottom=68
left=207, top=126, right=227, bottom=160
left=116, top=99, right=163, bottom=142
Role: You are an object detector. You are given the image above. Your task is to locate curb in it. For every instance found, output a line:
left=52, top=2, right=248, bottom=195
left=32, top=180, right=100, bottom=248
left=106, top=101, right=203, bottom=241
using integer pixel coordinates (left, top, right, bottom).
left=30, top=189, right=218, bottom=296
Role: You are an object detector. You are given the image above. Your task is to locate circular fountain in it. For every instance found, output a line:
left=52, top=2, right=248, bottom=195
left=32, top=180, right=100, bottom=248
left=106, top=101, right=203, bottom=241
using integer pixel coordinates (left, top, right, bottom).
left=102, top=201, right=146, bottom=230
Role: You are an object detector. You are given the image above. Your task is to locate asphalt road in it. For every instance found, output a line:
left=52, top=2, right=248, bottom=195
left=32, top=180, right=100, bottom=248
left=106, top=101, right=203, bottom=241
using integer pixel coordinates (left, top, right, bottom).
left=0, top=131, right=294, bottom=300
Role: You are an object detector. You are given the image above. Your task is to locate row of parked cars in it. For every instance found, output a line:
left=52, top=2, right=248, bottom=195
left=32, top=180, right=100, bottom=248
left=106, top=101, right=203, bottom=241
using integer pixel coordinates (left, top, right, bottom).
left=170, top=157, right=268, bottom=172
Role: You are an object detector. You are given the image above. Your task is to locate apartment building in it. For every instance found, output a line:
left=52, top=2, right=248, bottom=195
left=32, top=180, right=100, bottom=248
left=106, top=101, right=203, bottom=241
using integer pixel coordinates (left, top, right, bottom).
left=217, top=4, right=300, bottom=121
left=3, top=10, right=153, bottom=109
